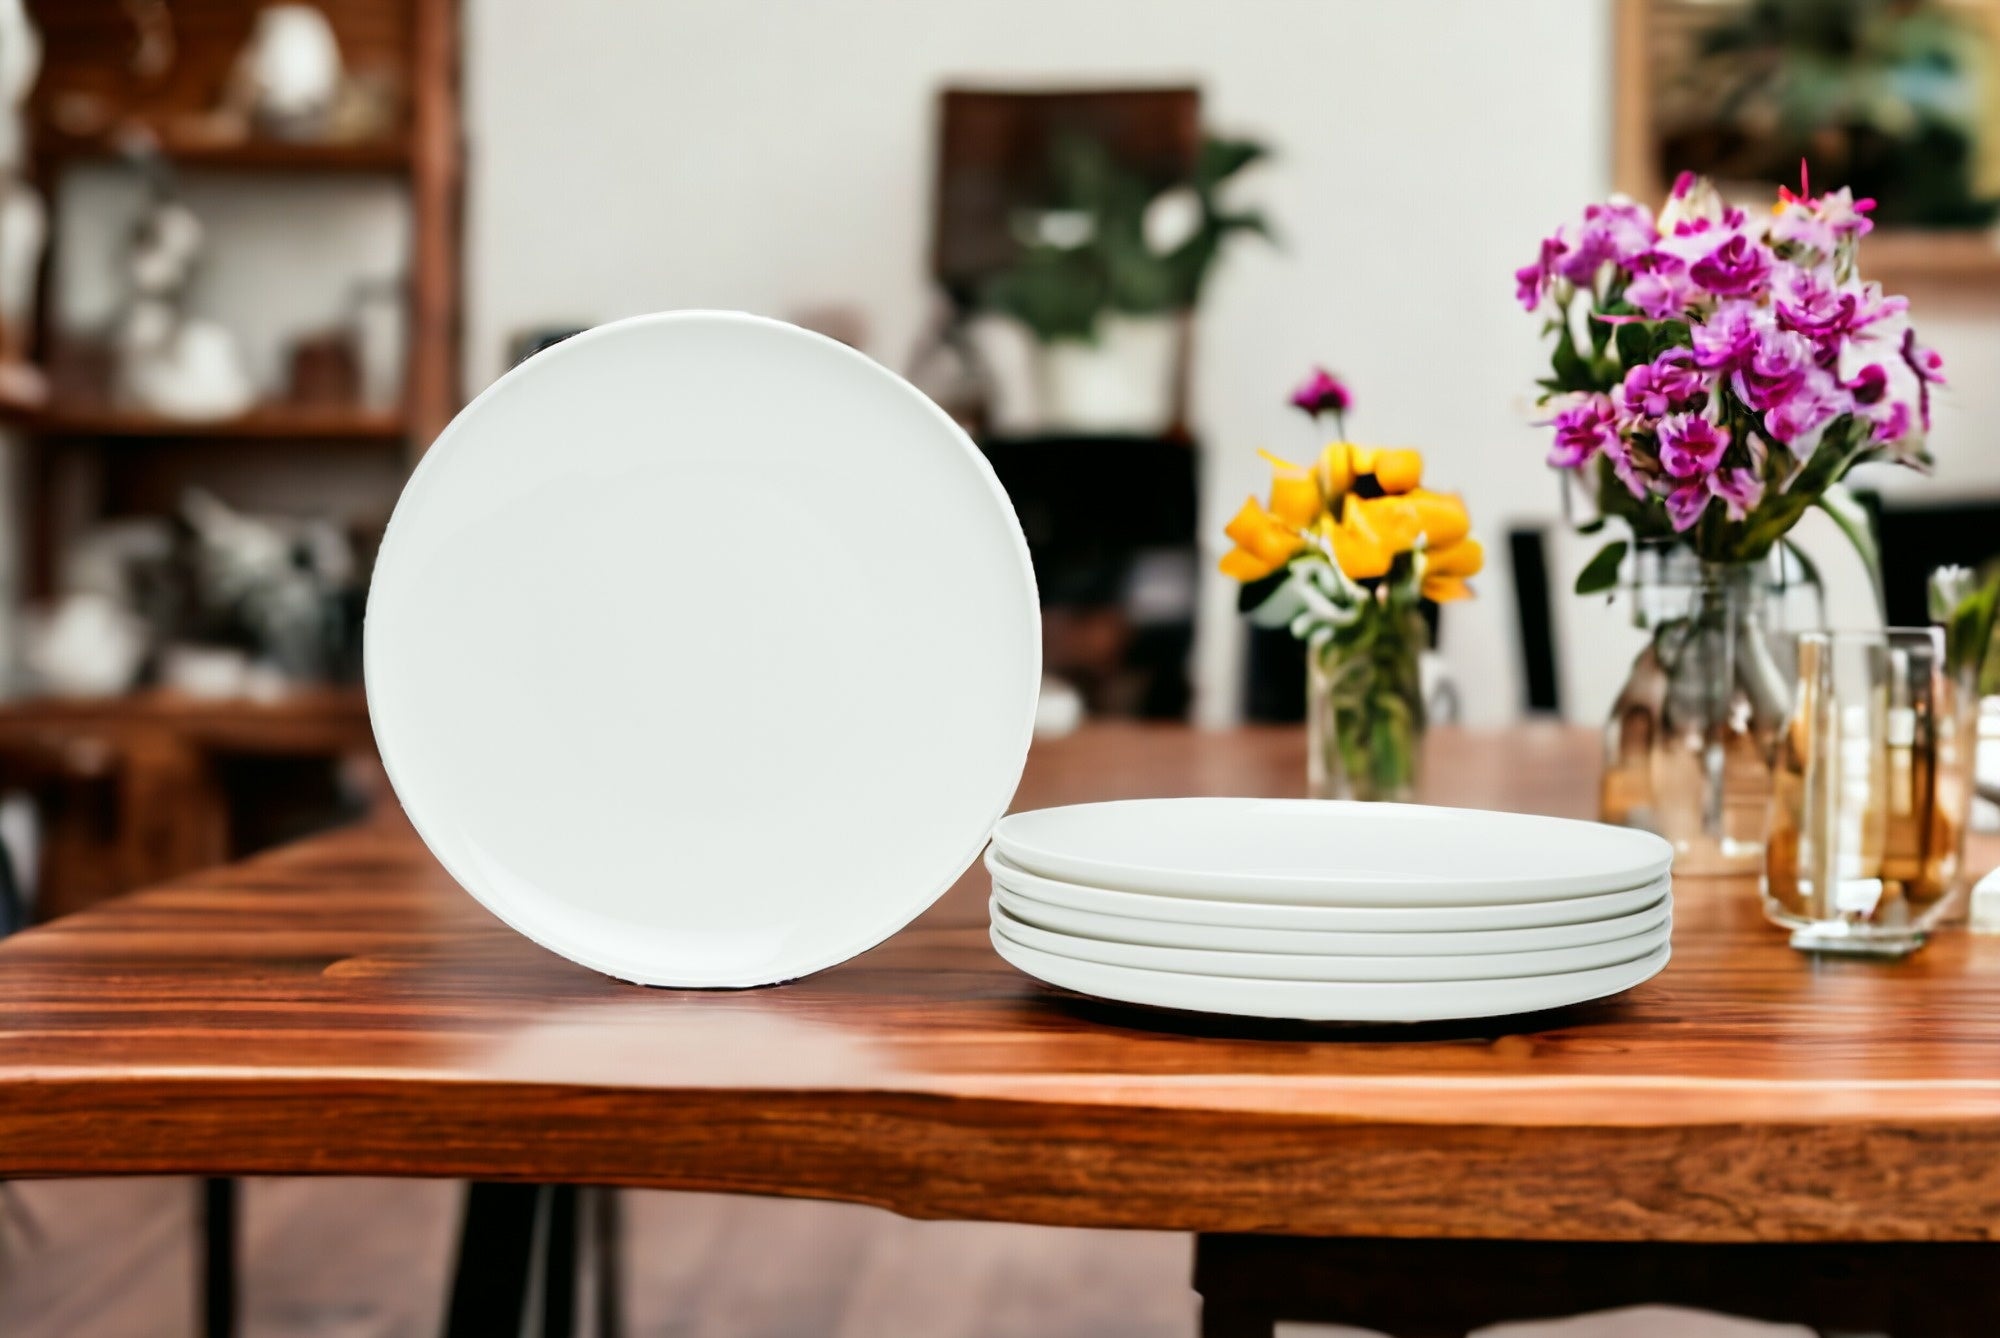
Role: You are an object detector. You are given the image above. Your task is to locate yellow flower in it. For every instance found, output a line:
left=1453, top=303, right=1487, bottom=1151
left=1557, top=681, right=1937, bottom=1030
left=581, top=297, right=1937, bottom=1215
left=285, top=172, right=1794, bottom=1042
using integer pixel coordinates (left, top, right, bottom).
left=1220, top=495, right=1304, bottom=581
left=1407, top=489, right=1471, bottom=548
left=1221, top=439, right=1482, bottom=605
left=1372, top=448, right=1424, bottom=494
left=1348, top=494, right=1422, bottom=556
left=1318, top=488, right=1480, bottom=589
left=1267, top=473, right=1321, bottom=529
left=1319, top=508, right=1393, bottom=580
left=1317, top=442, right=1425, bottom=499
left=1219, top=547, right=1280, bottom=582
left=1219, top=452, right=1327, bottom=582
left=1314, top=442, right=1364, bottom=498
left=1422, top=536, right=1484, bottom=602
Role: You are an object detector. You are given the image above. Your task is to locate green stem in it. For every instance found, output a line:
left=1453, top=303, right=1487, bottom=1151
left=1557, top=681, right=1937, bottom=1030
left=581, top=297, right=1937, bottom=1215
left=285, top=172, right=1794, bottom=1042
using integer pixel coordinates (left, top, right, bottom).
left=1315, top=600, right=1426, bottom=801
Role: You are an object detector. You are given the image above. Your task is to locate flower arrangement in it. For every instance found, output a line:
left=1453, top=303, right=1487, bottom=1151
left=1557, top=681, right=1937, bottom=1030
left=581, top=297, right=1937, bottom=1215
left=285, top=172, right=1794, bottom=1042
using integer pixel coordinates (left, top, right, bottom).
left=1519, top=168, right=1944, bottom=594
left=1219, top=371, right=1483, bottom=799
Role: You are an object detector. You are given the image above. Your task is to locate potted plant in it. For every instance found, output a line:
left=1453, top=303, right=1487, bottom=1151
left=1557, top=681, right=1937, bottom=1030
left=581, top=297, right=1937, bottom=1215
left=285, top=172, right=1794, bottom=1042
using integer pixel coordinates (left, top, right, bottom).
left=979, top=133, right=1271, bottom=433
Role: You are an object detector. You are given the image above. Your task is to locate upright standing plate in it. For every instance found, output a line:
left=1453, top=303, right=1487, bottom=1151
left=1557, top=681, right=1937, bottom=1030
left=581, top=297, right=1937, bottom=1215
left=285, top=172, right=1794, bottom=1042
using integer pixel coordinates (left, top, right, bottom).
left=366, top=311, right=1040, bottom=986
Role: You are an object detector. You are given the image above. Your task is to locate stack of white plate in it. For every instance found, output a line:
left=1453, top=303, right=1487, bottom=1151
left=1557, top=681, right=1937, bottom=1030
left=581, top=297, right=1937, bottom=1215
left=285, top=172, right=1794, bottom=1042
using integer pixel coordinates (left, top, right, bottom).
left=988, top=798, right=1674, bottom=1023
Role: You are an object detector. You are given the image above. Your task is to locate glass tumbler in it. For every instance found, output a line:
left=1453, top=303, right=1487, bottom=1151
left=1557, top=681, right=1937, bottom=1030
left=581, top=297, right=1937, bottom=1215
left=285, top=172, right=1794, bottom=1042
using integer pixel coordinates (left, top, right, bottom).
left=1763, top=628, right=1967, bottom=956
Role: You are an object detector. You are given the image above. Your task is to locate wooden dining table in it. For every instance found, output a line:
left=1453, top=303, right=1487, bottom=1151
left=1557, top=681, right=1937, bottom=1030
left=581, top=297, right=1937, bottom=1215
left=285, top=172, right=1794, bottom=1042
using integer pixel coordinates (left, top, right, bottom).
left=3, top=721, right=2000, bottom=1337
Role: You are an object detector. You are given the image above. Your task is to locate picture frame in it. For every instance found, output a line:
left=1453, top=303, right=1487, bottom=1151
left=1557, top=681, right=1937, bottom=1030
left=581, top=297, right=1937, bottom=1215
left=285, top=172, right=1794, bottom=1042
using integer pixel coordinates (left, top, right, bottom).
left=1614, top=0, right=2000, bottom=283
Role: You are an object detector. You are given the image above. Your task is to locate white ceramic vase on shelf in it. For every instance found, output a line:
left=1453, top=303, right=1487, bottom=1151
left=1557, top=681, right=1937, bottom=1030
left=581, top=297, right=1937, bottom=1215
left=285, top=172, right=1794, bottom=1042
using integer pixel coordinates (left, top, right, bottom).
left=240, top=4, right=345, bottom=139
left=1033, top=313, right=1180, bottom=435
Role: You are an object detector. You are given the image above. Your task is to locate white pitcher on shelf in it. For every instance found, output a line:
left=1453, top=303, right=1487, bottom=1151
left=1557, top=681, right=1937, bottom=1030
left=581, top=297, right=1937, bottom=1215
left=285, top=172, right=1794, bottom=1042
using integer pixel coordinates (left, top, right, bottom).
left=115, top=198, right=256, bottom=421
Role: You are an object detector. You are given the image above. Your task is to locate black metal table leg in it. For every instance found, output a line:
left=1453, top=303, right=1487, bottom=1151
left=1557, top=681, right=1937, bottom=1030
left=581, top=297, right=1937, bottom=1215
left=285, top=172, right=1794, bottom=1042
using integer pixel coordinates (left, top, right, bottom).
left=201, top=1178, right=236, bottom=1338
left=441, top=1183, right=622, bottom=1338
left=541, top=1185, right=578, bottom=1338
left=589, top=1188, right=624, bottom=1338
left=443, top=1182, right=543, bottom=1337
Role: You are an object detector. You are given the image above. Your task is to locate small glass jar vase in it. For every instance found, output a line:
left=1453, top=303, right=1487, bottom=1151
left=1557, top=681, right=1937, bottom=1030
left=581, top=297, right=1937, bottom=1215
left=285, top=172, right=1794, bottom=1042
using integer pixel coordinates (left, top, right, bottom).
left=1599, top=549, right=1795, bottom=877
left=1763, top=628, right=1966, bottom=955
left=1306, top=605, right=1427, bottom=802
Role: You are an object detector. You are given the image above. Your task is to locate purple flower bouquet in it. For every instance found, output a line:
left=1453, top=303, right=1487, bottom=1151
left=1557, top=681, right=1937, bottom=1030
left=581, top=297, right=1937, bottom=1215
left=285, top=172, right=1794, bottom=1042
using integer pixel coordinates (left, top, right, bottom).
left=1519, top=170, right=1944, bottom=593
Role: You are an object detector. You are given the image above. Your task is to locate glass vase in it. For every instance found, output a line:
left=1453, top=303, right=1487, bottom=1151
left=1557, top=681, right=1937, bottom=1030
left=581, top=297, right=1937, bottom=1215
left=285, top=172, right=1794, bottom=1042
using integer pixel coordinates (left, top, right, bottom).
left=1762, top=628, right=1966, bottom=955
left=1307, top=605, right=1426, bottom=803
left=1599, top=550, right=1793, bottom=876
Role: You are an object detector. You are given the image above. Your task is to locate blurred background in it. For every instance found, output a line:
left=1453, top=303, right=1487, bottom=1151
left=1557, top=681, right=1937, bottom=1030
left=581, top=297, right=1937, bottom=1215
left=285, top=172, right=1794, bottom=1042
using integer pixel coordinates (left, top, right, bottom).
left=0, top=0, right=1998, bottom=1332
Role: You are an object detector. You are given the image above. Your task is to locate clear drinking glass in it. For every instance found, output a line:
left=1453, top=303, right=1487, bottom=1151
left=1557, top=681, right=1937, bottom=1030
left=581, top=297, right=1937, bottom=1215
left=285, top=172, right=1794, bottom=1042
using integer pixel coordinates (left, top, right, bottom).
left=1763, top=628, right=1968, bottom=955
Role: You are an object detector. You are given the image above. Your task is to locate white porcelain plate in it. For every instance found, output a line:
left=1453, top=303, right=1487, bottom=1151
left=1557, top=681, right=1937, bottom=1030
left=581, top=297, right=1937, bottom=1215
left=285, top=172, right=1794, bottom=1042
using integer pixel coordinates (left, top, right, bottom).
left=991, top=885, right=1672, bottom=956
left=992, top=933, right=1672, bottom=1023
left=990, top=900, right=1668, bottom=982
left=988, top=851, right=1671, bottom=932
left=992, top=797, right=1672, bottom=905
left=366, top=311, right=1041, bottom=986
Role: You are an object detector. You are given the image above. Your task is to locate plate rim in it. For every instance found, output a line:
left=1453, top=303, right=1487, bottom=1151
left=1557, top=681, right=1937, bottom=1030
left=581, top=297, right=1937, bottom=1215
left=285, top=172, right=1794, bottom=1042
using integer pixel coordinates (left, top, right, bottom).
left=992, top=930, right=1673, bottom=1022
left=991, top=883, right=1674, bottom=955
left=991, top=797, right=1674, bottom=904
left=987, top=849, right=1672, bottom=931
left=364, top=309, right=1042, bottom=987
left=989, top=896, right=1671, bottom=982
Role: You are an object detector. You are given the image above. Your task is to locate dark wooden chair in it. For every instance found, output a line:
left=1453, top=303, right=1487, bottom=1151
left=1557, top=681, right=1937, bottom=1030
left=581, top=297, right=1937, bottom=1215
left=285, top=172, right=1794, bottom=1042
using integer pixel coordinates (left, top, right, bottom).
left=1196, top=1234, right=2000, bottom=1337
left=1865, top=493, right=2000, bottom=626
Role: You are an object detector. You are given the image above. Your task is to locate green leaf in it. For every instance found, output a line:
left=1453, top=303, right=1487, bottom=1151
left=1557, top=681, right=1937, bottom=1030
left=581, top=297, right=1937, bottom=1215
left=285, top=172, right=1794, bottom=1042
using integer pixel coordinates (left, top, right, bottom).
left=1236, top=568, right=1290, bottom=616
left=1549, top=326, right=1590, bottom=392
left=1214, top=209, right=1275, bottom=244
left=1779, top=536, right=1823, bottom=597
left=1815, top=483, right=1883, bottom=615
left=1950, top=583, right=2000, bottom=683
left=1588, top=308, right=1614, bottom=357
left=1726, top=416, right=1872, bottom=563
left=1194, top=138, right=1267, bottom=192
left=977, top=244, right=1103, bottom=342
left=1574, top=539, right=1629, bottom=596
left=1613, top=321, right=1653, bottom=370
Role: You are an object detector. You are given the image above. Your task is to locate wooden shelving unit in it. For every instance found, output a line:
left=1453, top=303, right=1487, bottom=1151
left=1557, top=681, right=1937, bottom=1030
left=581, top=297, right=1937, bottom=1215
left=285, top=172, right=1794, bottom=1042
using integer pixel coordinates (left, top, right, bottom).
left=6, top=0, right=462, bottom=594
left=0, top=2, right=461, bottom=928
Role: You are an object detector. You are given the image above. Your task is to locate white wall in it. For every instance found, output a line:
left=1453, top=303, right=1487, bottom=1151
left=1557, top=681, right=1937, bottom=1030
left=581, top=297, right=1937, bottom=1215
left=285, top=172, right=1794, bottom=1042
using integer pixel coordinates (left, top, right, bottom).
left=461, top=0, right=1997, bottom=726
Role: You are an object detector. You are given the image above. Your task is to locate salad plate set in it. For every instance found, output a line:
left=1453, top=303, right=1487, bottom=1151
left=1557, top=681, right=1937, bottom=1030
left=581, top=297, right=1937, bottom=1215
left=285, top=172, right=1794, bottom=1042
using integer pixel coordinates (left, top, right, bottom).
left=987, top=798, right=1672, bottom=1022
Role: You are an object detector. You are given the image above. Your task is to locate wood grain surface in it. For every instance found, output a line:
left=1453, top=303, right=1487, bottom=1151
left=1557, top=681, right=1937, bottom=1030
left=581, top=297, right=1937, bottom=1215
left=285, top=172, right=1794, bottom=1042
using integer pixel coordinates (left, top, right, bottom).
left=4, top=722, right=2000, bottom=1243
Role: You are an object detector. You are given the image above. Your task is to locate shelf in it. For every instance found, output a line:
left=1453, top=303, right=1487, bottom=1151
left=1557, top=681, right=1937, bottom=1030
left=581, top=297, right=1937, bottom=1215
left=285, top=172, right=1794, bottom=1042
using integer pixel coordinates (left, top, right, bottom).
left=37, top=132, right=412, bottom=176
left=0, top=397, right=407, bottom=441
